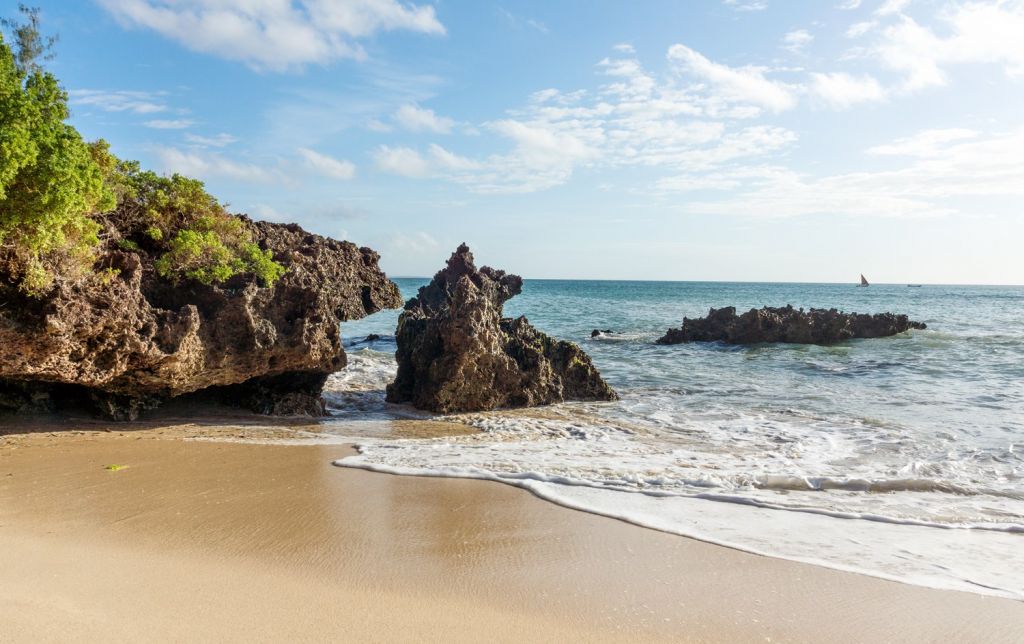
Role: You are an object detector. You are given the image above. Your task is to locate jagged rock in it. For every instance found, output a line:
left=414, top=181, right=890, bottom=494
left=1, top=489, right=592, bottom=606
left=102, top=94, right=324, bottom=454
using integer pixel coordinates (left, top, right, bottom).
left=656, top=305, right=926, bottom=345
left=0, top=217, right=402, bottom=419
left=386, top=244, right=617, bottom=413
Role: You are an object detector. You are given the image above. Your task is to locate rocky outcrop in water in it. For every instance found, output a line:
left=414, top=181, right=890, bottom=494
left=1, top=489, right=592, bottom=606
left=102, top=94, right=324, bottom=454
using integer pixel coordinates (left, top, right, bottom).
left=386, top=244, right=617, bottom=413
left=656, top=305, right=926, bottom=346
left=0, top=217, right=402, bottom=419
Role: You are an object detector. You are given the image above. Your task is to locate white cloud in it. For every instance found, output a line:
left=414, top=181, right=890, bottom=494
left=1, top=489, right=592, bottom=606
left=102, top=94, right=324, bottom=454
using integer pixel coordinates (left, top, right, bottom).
left=185, top=133, right=238, bottom=147
left=810, top=72, right=886, bottom=108
left=874, top=2, right=1024, bottom=92
left=144, top=119, right=194, bottom=129
left=394, top=104, right=455, bottom=133
left=846, top=20, right=876, bottom=37
left=98, top=0, right=445, bottom=71
left=837, top=0, right=862, bottom=9
left=782, top=29, right=814, bottom=54
left=297, top=147, right=356, bottom=179
left=613, top=43, right=635, bottom=54
left=427, top=144, right=481, bottom=171
left=723, top=0, right=768, bottom=11
left=374, top=145, right=431, bottom=177
left=865, top=128, right=979, bottom=156
left=374, top=46, right=802, bottom=194
left=875, top=0, right=911, bottom=16
left=667, top=44, right=798, bottom=112
left=490, top=119, right=599, bottom=169
left=669, top=127, right=1024, bottom=218
left=69, top=89, right=167, bottom=113
left=374, top=143, right=480, bottom=179
left=154, top=147, right=283, bottom=183
left=389, top=231, right=438, bottom=253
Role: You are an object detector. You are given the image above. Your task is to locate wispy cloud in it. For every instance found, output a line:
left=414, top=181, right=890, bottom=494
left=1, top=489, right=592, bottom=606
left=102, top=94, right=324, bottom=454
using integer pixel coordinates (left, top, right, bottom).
left=781, top=29, right=814, bottom=54
left=70, top=89, right=167, bottom=113
left=496, top=7, right=549, bottom=34
left=374, top=145, right=432, bottom=177
left=667, top=44, right=798, bottom=112
left=154, top=146, right=285, bottom=183
left=809, top=72, right=886, bottom=108
left=297, top=147, right=356, bottom=179
left=393, top=104, right=455, bottom=134
left=97, top=0, right=446, bottom=71
left=376, top=45, right=800, bottom=193
left=185, top=133, right=238, bottom=147
left=144, top=118, right=193, bottom=129
left=669, top=127, right=1024, bottom=218
left=723, top=0, right=768, bottom=12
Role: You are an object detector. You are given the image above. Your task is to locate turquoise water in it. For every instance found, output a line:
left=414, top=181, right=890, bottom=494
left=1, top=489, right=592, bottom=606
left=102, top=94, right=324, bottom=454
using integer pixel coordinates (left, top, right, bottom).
left=334, top=279, right=1024, bottom=598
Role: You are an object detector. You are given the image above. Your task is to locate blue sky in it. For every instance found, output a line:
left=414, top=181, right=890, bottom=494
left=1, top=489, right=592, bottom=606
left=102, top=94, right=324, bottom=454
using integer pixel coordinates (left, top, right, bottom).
left=14, top=0, right=1024, bottom=283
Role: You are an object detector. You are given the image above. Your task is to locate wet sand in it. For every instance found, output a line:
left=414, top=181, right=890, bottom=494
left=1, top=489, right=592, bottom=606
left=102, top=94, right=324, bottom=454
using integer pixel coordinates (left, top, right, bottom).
left=2, top=425, right=1023, bottom=643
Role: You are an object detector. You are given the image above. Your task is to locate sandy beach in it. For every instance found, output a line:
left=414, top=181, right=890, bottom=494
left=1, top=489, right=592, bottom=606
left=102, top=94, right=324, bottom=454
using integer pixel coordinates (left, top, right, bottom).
left=1, top=423, right=1022, bottom=643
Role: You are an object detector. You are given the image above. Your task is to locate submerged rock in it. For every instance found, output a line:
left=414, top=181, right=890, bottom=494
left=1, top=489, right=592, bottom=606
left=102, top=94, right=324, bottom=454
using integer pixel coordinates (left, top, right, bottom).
left=656, top=305, right=926, bottom=346
left=0, top=218, right=402, bottom=420
left=386, top=244, right=617, bottom=413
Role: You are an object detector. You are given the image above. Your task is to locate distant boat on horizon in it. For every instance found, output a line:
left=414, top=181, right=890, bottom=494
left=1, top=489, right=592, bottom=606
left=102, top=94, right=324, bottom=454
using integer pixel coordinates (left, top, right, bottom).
left=857, top=274, right=870, bottom=287
left=907, top=284, right=923, bottom=287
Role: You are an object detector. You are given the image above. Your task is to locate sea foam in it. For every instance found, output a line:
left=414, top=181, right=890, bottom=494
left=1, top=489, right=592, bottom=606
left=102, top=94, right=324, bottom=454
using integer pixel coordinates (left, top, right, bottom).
left=325, top=279, right=1024, bottom=600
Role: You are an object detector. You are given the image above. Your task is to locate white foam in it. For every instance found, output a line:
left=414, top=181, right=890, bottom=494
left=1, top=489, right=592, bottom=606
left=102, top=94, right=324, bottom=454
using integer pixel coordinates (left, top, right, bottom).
left=337, top=440, right=1024, bottom=600
left=320, top=330, right=1024, bottom=600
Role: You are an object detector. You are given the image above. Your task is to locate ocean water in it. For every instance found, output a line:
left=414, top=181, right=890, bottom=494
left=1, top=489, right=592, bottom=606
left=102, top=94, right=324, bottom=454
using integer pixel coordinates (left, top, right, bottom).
left=327, top=278, right=1024, bottom=599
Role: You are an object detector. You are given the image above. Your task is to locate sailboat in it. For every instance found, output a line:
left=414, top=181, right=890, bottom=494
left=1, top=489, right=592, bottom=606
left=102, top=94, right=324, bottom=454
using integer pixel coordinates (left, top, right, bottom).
left=857, top=274, right=869, bottom=287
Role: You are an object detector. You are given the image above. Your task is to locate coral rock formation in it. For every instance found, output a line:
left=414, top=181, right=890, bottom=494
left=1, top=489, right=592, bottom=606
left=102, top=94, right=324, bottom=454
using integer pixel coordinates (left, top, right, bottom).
left=386, top=244, right=617, bottom=412
left=0, top=218, right=402, bottom=419
left=656, top=305, right=926, bottom=345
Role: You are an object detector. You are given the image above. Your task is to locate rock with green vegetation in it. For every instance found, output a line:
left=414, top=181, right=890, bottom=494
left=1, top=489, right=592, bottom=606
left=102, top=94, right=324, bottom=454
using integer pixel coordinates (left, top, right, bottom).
left=0, top=19, right=403, bottom=419
left=386, top=244, right=617, bottom=413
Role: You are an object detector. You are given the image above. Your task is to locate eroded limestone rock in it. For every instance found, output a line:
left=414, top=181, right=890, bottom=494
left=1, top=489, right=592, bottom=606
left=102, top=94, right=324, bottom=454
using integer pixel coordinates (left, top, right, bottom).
left=656, top=305, right=926, bottom=345
left=386, top=244, right=617, bottom=412
left=0, top=217, right=402, bottom=419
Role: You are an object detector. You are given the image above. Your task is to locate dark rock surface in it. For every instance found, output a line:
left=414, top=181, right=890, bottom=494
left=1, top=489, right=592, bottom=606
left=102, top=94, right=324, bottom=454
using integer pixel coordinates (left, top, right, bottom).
left=591, top=329, right=613, bottom=338
left=656, top=305, right=926, bottom=346
left=0, top=217, right=402, bottom=420
left=386, top=244, right=617, bottom=413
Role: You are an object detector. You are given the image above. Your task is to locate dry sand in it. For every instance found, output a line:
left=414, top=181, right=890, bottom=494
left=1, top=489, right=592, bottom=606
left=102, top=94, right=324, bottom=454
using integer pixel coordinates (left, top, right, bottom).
left=1, top=423, right=1022, bottom=643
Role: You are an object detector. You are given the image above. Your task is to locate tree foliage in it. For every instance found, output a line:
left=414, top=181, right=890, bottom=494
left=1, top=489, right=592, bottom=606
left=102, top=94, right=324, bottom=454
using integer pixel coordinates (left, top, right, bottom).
left=0, top=5, right=57, bottom=75
left=0, top=26, right=111, bottom=295
left=0, top=8, right=286, bottom=295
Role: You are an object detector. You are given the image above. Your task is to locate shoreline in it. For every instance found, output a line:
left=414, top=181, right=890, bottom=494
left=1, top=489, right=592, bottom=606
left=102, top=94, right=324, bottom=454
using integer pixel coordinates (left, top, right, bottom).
left=2, top=425, right=1023, bottom=642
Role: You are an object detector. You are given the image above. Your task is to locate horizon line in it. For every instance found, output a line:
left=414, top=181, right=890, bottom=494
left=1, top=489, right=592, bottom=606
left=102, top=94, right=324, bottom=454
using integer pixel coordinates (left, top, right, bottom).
left=387, top=276, right=1024, bottom=287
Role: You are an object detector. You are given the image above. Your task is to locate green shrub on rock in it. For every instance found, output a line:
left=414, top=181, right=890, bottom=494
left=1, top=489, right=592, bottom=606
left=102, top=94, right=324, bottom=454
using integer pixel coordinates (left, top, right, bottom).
left=151, top=211, right=284, bottom=287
